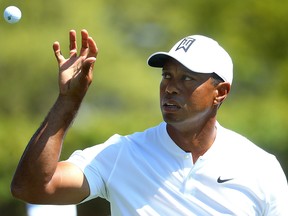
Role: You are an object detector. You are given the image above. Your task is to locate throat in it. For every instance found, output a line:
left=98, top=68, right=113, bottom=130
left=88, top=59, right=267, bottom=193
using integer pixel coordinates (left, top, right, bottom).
left=167, top=123, right=217, bottom=162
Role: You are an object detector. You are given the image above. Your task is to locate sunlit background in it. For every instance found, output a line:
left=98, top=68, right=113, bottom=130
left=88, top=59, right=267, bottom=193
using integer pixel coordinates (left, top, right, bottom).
left=0, top=0, right=287, bottom=215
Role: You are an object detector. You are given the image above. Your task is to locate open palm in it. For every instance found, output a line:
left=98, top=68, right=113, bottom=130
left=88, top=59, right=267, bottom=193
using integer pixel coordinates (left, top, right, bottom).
left=53, top=29, right=98, bottom=99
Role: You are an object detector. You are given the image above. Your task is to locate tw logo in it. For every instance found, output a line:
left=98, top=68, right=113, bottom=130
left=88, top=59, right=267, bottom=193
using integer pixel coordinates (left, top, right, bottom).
left=175, top=38, right=196, bottom=52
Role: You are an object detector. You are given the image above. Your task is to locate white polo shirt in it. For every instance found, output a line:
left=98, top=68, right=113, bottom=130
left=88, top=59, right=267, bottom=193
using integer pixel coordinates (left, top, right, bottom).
left=67, top=122, right=288, bottom=215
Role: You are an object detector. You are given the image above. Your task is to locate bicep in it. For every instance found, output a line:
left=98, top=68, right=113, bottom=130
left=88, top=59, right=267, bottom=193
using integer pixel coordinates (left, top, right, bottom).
left=43, top=161, right=90, bottom=204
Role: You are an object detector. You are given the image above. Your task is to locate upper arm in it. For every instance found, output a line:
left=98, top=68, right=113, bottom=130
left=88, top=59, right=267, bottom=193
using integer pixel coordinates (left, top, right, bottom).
left=34, top=161, right=90, bottom=205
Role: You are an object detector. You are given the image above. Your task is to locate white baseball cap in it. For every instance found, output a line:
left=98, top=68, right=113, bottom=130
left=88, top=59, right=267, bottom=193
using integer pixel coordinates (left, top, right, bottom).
left=147, top=35, right=233, bottom=84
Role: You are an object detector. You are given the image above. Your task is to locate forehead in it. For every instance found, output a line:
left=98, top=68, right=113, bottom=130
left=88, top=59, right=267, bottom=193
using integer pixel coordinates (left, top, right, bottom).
left=162, top=58, right=219, bottom=82
left=163, top=58, right=190, bottom=72
left=163, top=58, right=207, bottom=77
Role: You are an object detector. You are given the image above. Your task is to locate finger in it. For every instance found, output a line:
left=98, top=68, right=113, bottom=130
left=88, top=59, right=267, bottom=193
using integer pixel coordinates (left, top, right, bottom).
left=69, top=29, right=77, bottom=57
left=81, top=29, right=89, bottom=49
left=87, top=36, right=98, bottom=59
left=81, top=35, right=98, bottom=77
left=53, top=41, right=65, bottom=64
left=80, top=29, right=89, bottom=56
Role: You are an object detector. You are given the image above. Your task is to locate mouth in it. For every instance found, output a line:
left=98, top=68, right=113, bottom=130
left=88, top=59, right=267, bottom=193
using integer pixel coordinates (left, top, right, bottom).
left=162, top=101, right=181, bottom=112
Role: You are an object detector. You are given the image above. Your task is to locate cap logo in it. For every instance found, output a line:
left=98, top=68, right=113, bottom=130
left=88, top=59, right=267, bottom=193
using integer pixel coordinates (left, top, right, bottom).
left=175, top=37, right=196, bottom=52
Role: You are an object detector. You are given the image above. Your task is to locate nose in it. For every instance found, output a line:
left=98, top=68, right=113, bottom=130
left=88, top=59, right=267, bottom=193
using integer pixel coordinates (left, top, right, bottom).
left=165, top=80, right=180, bottom=94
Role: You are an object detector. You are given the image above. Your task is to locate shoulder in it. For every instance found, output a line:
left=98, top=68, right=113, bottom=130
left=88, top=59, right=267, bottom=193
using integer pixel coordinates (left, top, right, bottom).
left=216, top=122, right=286, bottom=176
left=69, top=122, right=165, bottom=160
left=126, top=122, right=166, bottom=143
left=215, top=123, right=278, bottom=170
left=217, top=123, right=269, bottom=154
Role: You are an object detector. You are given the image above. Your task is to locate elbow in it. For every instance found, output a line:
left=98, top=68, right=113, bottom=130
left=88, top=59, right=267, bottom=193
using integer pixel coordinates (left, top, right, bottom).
left=10, top=178, right=36, bottom=203
left=10, top=183, right=22, bottom=201
left=11, top=178, right=55, bottom=204
left=10, top=179, right=27, bottom=201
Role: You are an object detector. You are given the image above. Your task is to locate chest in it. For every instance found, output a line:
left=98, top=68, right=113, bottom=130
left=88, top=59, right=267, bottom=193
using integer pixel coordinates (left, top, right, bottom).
left=106, top=152, right=266, bottom=215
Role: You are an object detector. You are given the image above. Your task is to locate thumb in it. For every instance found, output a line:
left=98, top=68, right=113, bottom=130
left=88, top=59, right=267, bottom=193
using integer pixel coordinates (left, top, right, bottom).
left=82, top=57, right=96, bottom=75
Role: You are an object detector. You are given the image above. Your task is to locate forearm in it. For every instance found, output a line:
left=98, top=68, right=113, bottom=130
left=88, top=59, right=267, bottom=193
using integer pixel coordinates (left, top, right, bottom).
left=11, top=29, right=97, bottom=203
left=11, top=94, right=82, bottom=201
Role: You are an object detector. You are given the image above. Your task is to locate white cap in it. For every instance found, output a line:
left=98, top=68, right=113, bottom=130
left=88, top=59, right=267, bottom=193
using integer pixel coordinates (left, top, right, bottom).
left=147, top=35, right=233, bottom=84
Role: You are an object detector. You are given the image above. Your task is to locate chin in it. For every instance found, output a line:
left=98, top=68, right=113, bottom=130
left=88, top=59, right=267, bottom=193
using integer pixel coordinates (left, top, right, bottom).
left=162, top=114, right=182, bottom=124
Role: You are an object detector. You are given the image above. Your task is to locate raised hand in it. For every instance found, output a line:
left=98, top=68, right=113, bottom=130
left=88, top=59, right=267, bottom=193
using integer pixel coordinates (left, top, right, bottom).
left=53, top=29, right=98, bottom=99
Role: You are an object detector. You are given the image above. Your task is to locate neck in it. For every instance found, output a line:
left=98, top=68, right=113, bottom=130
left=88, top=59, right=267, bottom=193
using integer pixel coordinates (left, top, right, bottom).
left=166, top=118, right=217, bottom=163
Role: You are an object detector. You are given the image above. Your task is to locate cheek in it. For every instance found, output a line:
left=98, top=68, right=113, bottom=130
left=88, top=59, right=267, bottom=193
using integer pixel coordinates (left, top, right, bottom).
left=159, top=81, right=167, bottom=96
left=189, top=86, right=215, bottom=106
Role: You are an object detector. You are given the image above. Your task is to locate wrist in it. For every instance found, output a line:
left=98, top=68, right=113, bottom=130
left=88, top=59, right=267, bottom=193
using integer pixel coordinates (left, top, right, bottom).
left=51, top=94, right=83, bottom=124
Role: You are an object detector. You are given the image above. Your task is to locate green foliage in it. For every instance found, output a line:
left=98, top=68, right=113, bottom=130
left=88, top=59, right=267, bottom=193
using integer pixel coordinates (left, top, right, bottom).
left=0, top=0, right=287, bottom=214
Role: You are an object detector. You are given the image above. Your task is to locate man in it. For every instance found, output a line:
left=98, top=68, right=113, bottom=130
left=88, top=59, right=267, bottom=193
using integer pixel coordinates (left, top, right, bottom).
left=11, top=29, right=288, bottom=215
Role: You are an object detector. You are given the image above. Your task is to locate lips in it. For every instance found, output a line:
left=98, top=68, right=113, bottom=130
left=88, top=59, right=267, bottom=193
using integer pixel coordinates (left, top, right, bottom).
left=164, top=102, right=180, bottom=108
left=162, top=99, right=181, bottom=112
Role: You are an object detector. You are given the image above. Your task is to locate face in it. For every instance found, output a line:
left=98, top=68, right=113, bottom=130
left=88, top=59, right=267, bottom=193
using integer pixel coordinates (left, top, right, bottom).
left=160, top=59, right=219, bottom=126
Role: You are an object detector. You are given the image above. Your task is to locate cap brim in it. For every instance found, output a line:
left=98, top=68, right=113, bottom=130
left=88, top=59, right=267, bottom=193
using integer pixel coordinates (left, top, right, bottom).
left=147, top=52, right=172, bottom=68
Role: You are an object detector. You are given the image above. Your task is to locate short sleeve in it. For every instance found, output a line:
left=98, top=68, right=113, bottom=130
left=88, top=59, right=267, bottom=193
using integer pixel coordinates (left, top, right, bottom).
left=66, top=134, right=123, bottom=203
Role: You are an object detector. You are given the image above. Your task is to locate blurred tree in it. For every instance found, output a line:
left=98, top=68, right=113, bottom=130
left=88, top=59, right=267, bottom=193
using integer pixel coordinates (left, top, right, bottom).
left=0, top=0, right=287, bottom=215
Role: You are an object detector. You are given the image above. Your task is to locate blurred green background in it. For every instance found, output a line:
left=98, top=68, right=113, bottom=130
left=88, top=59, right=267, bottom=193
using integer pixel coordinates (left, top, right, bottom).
left=0, top=0, right=287, bottom=215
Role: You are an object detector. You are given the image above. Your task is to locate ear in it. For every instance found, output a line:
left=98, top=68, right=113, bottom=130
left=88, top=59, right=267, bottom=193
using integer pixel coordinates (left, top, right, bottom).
left=213, top=82, right=231, bottom=106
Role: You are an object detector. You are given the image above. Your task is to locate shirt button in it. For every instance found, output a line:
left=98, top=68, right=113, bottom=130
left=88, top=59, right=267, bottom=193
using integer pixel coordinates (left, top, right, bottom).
left=184, top=155, right=190, bottom=159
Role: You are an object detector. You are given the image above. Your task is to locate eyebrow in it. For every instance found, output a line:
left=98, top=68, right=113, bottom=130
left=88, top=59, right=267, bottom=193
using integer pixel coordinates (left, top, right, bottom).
left=162, top=66, right=191, bottom=73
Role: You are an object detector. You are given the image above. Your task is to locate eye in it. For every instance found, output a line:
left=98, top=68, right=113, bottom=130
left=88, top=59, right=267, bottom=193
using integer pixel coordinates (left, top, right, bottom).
left=182, top=75, right=193, bottom=81
left=161, top=72, right=171, bottom=79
